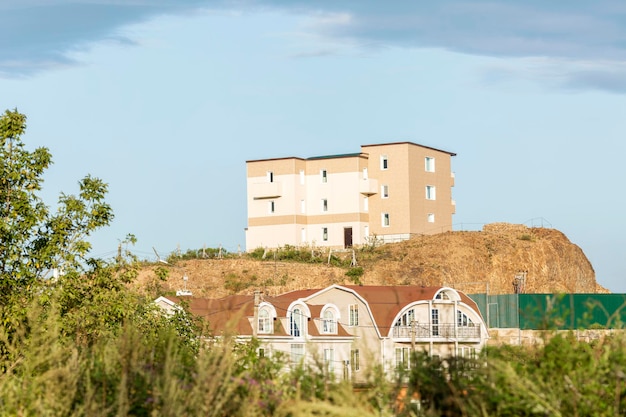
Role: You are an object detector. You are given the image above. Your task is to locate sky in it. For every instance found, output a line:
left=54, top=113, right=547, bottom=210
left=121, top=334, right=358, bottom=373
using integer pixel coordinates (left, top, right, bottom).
left=0, top=1, right=625, bottom=291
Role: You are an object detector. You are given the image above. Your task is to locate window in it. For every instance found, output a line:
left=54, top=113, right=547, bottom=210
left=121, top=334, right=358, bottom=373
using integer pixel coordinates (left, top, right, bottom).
left=301, top=228, right=306, bottom=243
left=321, top=169, right=327, bottom=183
left=290, top=308, right=305, bottom=337
left=322, top=309, right=337, bottom=334
left=381, top=184, right=389, bottom=199
left=382, top=213, right=390, bottom=227
left=258, top=308, right=272, bottom=334
left=269, top=201, right=275, bottom=213
left=324, top=348, right=335, bottom=373
left=299, top=170, right=305, bottom=185
left=300, top=199, right=305, bottom=213
left=364, top=225, right=369, bottom=238
left=395, top=347, right=410, bottom=369
left=322, top=199, right=328, bottom=212
left=426, top=185, right=436, bottom=200
left=349, top=304, right=359, bottom=326
left=351, top=349, right=360, bottom=372
left=435, top=291, right=450, bottom=300
left=291, top=343, right=304, bottom=364
left=457, top=310, right=473, bottom=327
left=380, top=155, right=388, bottom=170
left=258, top=347, right=266, bottom=358
left=431, top=308, right=439, bottom=336
left=267, top=171, right=274, bottom=183
left=458, top=346, right=476, bottom=359
left=363, top=196, right=368, bottom=212
left=322, top=227, right=328, bottom=241
left=427, top=213, right=435, bottom=223
left=395, top=308, right=415, bottom=327
left=425, top=157, right=435, bottom=172
left=362, top=167, right=368, bottom=180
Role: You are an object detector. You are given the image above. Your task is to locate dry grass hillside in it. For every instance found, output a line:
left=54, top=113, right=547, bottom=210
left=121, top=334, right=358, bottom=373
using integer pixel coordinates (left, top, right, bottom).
left=134, top=223, right=608, bottom=298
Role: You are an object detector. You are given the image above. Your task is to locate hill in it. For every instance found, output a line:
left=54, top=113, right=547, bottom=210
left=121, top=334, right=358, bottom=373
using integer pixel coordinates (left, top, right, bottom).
left=134, top=223, right=608, bottom=298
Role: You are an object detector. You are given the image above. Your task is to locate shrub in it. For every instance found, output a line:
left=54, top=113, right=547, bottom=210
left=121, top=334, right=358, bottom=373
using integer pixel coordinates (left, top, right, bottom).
left=345, top=267, right=364, bottom=284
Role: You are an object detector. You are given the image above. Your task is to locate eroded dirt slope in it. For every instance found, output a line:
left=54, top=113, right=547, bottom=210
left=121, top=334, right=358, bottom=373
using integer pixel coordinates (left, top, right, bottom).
left=134, top=223, right=607, bottom=298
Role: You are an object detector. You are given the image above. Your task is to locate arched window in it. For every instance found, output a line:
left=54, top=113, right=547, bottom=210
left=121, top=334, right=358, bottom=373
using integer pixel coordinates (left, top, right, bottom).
left=435, top=291, right=450, bottom=300
left=258, top=307, right=272, bottom=334
left=457, top=310, right=474, bottom=327
left=322, top=309, right=337, bottom=334
left=290, top=307, right=305, bottom=337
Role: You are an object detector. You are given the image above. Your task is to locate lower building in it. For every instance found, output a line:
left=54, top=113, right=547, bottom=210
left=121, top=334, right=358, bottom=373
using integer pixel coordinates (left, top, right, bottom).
left=155, top=285, right=488, bottom=382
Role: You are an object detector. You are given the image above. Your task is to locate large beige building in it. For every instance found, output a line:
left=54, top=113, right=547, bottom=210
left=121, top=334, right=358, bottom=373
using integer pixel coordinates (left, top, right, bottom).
left=155, top=285, right=488, bottom=383
left=245, top=142, right=455, bottom=251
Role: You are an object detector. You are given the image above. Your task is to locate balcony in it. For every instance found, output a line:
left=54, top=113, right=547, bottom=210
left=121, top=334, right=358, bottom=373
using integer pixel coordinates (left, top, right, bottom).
left=250, top=181, right=282, bottom=200
left=359, top=178, right=378, bottom=195
left=392, top=323, right=481, bottom=341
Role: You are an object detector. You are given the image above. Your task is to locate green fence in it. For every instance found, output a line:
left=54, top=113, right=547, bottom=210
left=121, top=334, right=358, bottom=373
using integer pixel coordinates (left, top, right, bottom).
left=468, top=293, right=626, bottom=330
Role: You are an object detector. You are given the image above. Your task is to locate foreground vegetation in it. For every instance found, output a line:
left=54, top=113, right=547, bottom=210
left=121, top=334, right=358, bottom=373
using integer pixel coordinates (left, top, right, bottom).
left=4, top=303, right=626, bottom=417
left=3, top=108, right=626, bottom=416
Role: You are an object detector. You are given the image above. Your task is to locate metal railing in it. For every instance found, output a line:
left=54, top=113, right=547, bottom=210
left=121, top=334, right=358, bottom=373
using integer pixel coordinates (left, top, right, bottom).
left=392, top=323, right=480, bottom=339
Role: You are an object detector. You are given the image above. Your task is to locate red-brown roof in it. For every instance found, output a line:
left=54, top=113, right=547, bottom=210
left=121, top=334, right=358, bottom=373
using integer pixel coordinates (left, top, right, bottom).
left=164, top=285, right=482, bottom=337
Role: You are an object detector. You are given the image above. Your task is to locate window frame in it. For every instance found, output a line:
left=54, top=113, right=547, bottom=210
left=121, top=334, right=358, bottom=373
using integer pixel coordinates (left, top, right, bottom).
left=426, top=185, right=436, bottom=200
left=431, top=308, right=440, bottom=336
left=258, top=307, right=272, bottom=334
left=290, top=343, right=305, bottom=365
left=349, top=304, right=359, bottom=326
left=380, top=155, right=388, bottom=170
left=321, top=169, right=328, bottom=183
left=425, top=156, right=435, bottom=172
left=351, top=349, right=360, bottom=372
left=322, top=309, right=337, bottom=334
left=290, top=307, right=305, bottom=337
left=381, top=184, right=389, bottom=199
left=382, top=212, right=390, bottom=227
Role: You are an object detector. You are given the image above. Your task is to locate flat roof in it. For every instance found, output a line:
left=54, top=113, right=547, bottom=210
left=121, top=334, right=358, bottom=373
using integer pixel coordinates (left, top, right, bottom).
left=361, top=141, right=456, bottom=156
left=246, top=141, right=455, bottom=163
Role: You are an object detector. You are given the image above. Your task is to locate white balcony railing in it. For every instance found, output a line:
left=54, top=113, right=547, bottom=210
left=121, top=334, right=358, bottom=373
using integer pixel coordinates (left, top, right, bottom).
left=392, top=323, right=480, bottom=340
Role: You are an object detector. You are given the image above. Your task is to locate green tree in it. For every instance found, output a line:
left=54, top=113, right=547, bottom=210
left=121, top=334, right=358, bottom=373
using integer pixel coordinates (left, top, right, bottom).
left=0, top=109, right=113, bottom=306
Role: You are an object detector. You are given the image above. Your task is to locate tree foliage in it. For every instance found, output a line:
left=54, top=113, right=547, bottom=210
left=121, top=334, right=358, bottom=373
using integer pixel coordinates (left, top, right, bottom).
left=0, top=109, right=113, bottom=305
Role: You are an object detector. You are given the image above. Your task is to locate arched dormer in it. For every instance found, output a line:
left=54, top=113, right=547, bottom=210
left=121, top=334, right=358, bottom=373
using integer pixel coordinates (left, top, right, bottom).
left=434, top=287, right=461, bottom=302
left=257, top=302, right=277, bottom=334
left=287, top=302, right=311, bottom=338
left=320, top=303, right=340, bottom=334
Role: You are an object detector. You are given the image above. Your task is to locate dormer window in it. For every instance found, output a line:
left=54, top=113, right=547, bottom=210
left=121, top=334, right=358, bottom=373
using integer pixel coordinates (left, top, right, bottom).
left=290, top=307, right=305, bottom=337
left=435, top=291, right=450, bottom=300
left=258, top=307, right=272, bottom=334
left=322, top=309, right=337, bottom=334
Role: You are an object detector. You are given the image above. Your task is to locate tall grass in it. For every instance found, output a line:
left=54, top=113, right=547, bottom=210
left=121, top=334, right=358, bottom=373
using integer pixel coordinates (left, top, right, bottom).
left=4, top=293, right=626, bottom=416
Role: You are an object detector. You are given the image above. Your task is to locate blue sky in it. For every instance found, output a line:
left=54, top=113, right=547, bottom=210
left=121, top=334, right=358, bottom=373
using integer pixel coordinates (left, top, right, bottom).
left=1, top=1, right=625, bottom=291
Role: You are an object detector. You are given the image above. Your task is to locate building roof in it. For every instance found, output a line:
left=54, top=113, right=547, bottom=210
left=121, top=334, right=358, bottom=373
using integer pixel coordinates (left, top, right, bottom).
left=245, top=141, right=455, bottom=164
left=361, top=141, right=457, bottom=157
left=162, top=284, right=482, bottom=338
